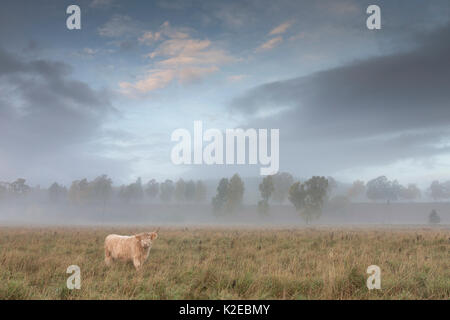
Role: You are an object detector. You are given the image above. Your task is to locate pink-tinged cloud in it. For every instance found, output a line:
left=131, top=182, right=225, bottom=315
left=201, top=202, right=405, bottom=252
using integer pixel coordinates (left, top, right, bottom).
left=227, top=74, right=248, bottom=82
left=149, top=39, right=212, bottom=58
left=269, top=21, right=293, bottom=35
left=179, top=66, right=219, bottom=83
left=256, top=36, right=283, bottom=52
left=139, top=21, right=190, bottom=46
left=120, top=22, right=235, bottom=95
left=119, top=69, right=176, bottom=94
left=138, top=31, right=162, bottom=45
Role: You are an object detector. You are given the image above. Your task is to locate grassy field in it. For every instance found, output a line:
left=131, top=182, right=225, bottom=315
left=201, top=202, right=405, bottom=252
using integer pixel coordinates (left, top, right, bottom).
left=0, top=226, right=448, bottom=300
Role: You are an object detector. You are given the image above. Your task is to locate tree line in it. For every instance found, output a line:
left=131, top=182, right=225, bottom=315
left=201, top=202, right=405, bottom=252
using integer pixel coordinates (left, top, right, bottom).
left=65, top=176, right=208, bottom=205
left=1, top=174, right=449, bottom=224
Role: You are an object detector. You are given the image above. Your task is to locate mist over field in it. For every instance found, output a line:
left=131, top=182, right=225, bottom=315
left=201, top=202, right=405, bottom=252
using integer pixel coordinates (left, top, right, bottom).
left=0, top=175, right=449, bottom=226
left=1, top=202, right=449, bottom=227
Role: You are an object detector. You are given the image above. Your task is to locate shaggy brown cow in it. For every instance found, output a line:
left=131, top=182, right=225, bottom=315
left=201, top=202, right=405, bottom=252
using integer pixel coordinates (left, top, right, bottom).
left=104, top=231, right=158, bottom=270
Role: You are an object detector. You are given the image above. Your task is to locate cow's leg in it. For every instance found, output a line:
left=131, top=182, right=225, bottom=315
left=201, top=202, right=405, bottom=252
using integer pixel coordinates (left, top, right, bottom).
left=133, top=258, right=142, bottom=271
left=105, top=248, right=113, bottom=266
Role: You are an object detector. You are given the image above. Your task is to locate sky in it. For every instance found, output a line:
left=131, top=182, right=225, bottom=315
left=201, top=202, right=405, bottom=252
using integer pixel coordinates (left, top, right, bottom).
left=0, top=0, right=449, bottom=188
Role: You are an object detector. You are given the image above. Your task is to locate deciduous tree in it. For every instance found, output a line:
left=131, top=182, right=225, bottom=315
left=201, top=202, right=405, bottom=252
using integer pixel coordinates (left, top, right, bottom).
left=289, top=176, right=328, bottom=224
left=160, top=179, right=175, bottom=203
left=146, top=179, right=159, bottom=200
left=258, top=175, right=274, bottom=215
left=272, top=172, right=293, bottom=204
left=226, top=174, right=244, bottom=213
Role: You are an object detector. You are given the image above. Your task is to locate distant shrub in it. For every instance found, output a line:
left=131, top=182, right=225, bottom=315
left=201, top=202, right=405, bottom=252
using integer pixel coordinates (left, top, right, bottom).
left=428, top=209, right=441, bottom=224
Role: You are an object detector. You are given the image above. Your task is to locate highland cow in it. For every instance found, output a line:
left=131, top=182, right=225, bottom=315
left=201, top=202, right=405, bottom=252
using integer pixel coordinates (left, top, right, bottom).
left=104, top=231, right=158, bottom=270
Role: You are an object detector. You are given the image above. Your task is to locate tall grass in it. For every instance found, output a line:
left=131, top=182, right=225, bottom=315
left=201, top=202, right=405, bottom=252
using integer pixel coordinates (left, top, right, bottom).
left=0, top=226, right=448, bottom=299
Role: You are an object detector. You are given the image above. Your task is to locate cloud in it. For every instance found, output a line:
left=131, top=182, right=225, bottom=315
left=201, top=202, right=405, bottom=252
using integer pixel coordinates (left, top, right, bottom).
left=255, top=36, right=283, bottom=52
left=321, top=0, right=359, bottom=15
left=90, top=0, right=115, bottom=8
left=149, top=38, right=212, bottom=58
left=288, top=32, right=306, bottom=41
left=227, top=74, right=248, bottom=82
left=138, top=21, right=190, bottom=46
left=255, top=20, right=294, bottom=53
left=269, top=21, right=293, bottom=35
left=72, top=47, right=116, bottom=59
left=157, top=0, right=193, bottom=10
left=0, top=47, right=122, bottom=184
left=83, top=48, right=98, bottom=56
left=98, top=15, right=145, bottom=51
left=120, top=69, right=176, bottom=93
left=178, top=66, right=219, bottom=83
left=120, top=21, right=235, bottom=94
left=210, top=2, right=254, bottom=29
left=230, top=24, right=450, bottom=176
left=98, top=15, right=140, bottom=38
left=138, top=31, right=163, bottom=46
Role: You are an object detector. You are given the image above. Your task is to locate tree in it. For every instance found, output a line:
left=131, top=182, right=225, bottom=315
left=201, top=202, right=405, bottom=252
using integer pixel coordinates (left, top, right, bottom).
left=399, top=184, right=421, bottom=201
left=304, top=176, right=329, bottom=211
left=129, top=177, right=144, bottom=202
left=428, top=209, right=441, bottom=224
left=146, top=179, right=159, bottom=200
left=78, top=179, right=90, bottom=202
left=289, top=182, right=306, bottom=211
left=226, top=174, right=244, bottom=213
left=429, top=181, right=450, bottom=201
left=68, top=181, right=78, bottom=204
left=366, top=176, right=399, bottom=203
left=118, top=185, right=130, bottom=203
left=212, top=178, right=229, bottom=213
left=48, top=182, right=67, bottom=203
left=0, top=182, right=8, bottom=200
left=391, top=180, right=402, bottom=200
left=174, top=179, right=186, bottom=203
left=89, top=175, right=113, bottom=204
left=118, top=178, right=144, bottom=203
left=194, top=180, right=207, bottom=203
left=10, top=178, right=30, bottom=196
left=89, top=175, right=112, bottom=217
left=272, top=172, right=294, bottom=204
left=184, top=180, right=196, bottom=202
left=259, top=175, right=274, bottom=202
left=347, top=180, right=365, bottom=200
left=258, top=175, right=274, bottom=215
left=68, top=179, right=89, bottom=204
left=160, top=179, right=175, bottom=203
left=326, top=176, right=338, bottom=196
left=289, top=176, right=328, bottom=224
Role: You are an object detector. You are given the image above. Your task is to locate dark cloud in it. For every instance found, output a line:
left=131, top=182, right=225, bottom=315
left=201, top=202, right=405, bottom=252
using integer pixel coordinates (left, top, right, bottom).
left=229, top=24, right=450, bottom=175
left=0, top=48, right=123, bottom=185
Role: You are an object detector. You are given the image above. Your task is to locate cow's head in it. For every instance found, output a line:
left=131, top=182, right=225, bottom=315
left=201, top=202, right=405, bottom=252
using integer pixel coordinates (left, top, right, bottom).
left=136, top=231, right=158, bottom=248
